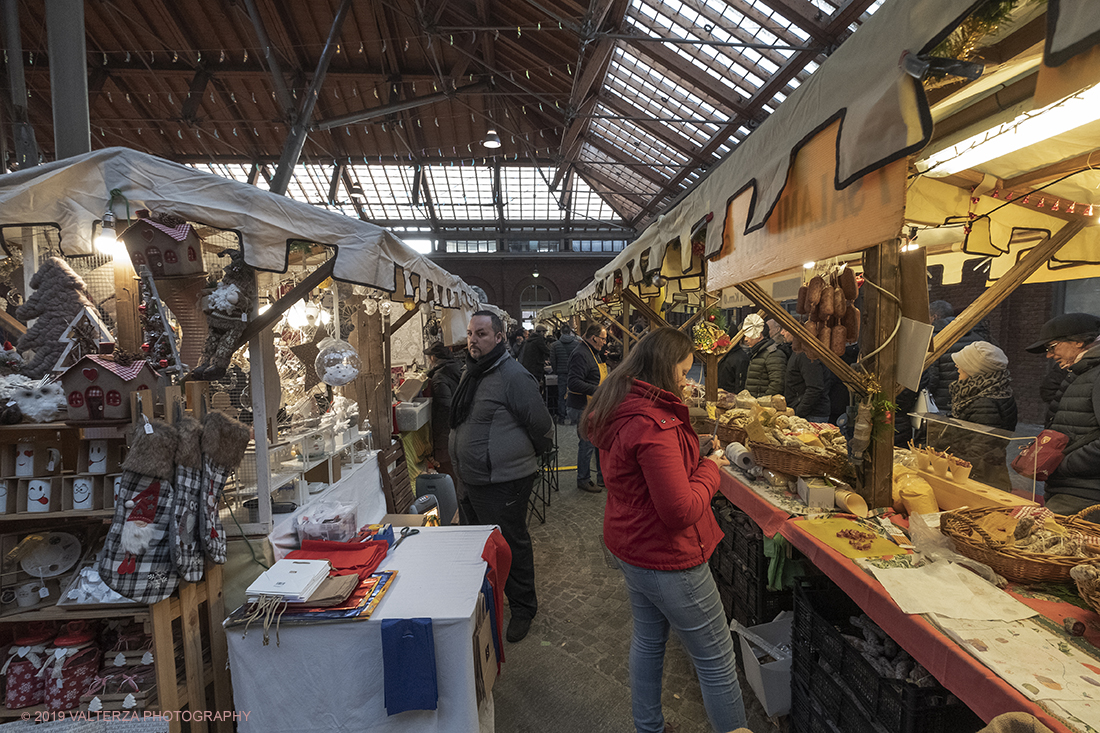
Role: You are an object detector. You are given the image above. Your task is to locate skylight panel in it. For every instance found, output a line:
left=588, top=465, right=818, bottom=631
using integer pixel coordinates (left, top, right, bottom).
left=426, top=165, right=495, bottom=220
left=571, top=175, right=619, bottom=221
left=346, top=164, right=424, bottom=221
left=502, top=167, right=566, bottom=221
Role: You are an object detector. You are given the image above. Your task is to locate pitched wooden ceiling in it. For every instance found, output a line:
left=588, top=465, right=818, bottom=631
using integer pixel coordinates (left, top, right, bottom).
left=5, top=0, right=881, bottom=241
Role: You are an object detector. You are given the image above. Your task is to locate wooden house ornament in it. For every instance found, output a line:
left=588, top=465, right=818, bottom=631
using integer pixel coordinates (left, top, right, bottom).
left=62, top=355, right=160, bottom=422
left=120, top=213, right=206, bottom=279
left=53, top=305, right=115, bottom=373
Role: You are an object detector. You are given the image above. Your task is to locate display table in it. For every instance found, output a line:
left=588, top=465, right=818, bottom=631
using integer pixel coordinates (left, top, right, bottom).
left=227, top=526, right=497, bottom=733
left=717, top=469, right=1080, bottom=733
left=268, top=451, right=388, bottom=561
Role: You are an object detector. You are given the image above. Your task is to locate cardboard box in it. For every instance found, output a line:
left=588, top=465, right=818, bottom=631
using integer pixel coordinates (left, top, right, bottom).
left=796, top=477, right=835, bottom=510
left=382, top=513, right=429, bottom=527
left=734, top=617, right=792, bottom=717
left=395, top=377, right=425, bottom=403
left=472, top=593, right=498, bottom=705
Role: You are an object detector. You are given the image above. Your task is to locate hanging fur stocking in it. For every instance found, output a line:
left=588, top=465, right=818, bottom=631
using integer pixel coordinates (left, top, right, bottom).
left=199, top=411, right=251, bottom=564
left=98, top=420, right=180, bottom=604
left=169, top=415, right=205, bottom=582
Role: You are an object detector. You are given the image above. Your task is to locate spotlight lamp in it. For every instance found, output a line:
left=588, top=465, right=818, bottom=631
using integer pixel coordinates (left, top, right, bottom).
left=483, top=129, right=502, bottom=149
left=94, top=210, right=119, bottom=256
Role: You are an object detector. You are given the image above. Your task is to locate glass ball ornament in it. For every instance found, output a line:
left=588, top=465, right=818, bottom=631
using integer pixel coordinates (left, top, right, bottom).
left=379, top=301, right=392, bottom=316
left=314, top=338, right=362, bottom=386
left=363, top=298, right=378, bottom=316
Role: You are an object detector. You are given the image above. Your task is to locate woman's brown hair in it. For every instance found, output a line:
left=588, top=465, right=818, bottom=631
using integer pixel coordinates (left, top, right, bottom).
left=580, top=327, right=694, bottom=444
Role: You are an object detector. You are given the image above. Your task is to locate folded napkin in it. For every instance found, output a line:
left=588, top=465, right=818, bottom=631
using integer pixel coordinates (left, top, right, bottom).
left=381, top=618, right=437, bottom=714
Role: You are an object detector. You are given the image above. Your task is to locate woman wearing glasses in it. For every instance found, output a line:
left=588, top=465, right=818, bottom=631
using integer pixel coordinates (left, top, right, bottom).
left=1026, top=313, right=1100, bottom=514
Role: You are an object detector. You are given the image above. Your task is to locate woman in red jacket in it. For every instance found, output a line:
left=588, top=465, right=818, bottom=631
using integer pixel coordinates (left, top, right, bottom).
left=582, top=328, right=744, bottom=733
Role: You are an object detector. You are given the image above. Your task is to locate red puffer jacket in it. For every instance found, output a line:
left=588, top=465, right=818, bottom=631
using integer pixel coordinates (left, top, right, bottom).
left=592, top=379, right=723, bottom=570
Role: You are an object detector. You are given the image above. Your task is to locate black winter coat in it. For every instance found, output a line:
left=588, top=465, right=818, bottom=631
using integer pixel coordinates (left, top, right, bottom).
left=1044, top=343, right=1100, bottom=501
left=566, top=341, right=603, bottom=410
left=716, top=346, right=749, bottom=394
left=519, top=334, right=551, bottom=379
left=744, top=339, right=786, bottom=398
left=550, top=333, right=578, bottom=375
left=926, top=317, right=991, bottom=414
left=427, top=358, right=463, bottom=458
left=950, top=392, right=1017, bottom=490
left=784, top=352, right=830, bottom=419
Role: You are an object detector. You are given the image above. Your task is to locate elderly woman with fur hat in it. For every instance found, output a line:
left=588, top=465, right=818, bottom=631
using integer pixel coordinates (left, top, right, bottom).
left=942, top=341, right=1018, bottom=490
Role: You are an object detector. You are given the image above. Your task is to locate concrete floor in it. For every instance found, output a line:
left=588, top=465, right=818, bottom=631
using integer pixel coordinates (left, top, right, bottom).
left=491, top=417, right=776, bottom=733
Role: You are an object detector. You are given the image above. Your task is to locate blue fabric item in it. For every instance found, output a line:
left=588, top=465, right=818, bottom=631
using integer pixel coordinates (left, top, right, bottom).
left=375, top=524, right=395, bottom=546
left=481, top=576, right=502, bottom=668
left=381, top=618, right=438, bottom=714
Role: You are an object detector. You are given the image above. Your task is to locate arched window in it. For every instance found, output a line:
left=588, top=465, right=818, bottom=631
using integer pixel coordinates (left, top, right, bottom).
left=520, top=284, right=552, bottom=330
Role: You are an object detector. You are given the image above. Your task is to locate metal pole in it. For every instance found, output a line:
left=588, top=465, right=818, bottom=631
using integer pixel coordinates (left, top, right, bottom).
left=269, top=0, right=352, bottom=196
left=44, top=0, right=90, bottom=159
left=3, top=0, right=39, bottom=167
left=240, top=0, right=295, bottom=118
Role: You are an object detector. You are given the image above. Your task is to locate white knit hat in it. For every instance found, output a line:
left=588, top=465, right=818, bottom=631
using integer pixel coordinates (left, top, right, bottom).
left=952, top=341, right=1008, bottom=376
left=742, top=314, right=765, bottom=340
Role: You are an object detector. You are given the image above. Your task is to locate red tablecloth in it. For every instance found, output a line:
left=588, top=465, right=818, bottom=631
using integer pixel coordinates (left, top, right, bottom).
left=718, top=469, right=1078, bottom=733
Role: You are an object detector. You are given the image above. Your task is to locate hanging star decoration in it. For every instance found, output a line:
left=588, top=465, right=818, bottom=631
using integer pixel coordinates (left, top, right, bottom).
left=289, top=327, right=328, bottom=392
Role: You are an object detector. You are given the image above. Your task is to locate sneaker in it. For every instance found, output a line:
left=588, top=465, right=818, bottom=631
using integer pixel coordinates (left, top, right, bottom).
left=578, top=480, right=602, bottom=493
left=506, top=615, right=532, bottom=642
left=596, top=476, right=605, bottom=488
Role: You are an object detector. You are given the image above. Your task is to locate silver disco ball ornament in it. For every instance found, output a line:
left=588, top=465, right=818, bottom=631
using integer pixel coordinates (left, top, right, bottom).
left=315, top=338, right=362, bottom=386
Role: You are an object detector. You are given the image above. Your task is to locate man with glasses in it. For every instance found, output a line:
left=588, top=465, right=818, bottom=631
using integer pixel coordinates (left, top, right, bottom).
left=1025, top=313, right=1100, bottom=514
left=567, top=324, right=608, bottom=492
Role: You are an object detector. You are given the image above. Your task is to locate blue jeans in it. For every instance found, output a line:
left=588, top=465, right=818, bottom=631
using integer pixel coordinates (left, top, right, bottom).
left=568, top=407, right=601, bottom=484
left=617, top=560, right=746, bottom=733
left=556, top=381, right=568, bottom=419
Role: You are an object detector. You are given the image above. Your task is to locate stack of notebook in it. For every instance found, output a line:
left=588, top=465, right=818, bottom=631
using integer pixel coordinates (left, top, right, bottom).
left=246, top=559, right=332, bottom=603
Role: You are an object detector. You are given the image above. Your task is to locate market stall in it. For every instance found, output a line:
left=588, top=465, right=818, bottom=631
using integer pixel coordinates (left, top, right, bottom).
left=562, top=1, right=1100, bottom=731
left=0, top=147, right=487, bottom=725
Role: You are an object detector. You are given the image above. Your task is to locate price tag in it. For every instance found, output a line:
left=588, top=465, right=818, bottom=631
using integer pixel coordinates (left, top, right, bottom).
left=5, top=401, right=14, bottom=407
left=143, top=414, right=154, bottom=434
left=39, top=586, right=50, bottom=599
left=114, top=652, right=126, bottom=666
left=241, top=312, right=248, bottom=322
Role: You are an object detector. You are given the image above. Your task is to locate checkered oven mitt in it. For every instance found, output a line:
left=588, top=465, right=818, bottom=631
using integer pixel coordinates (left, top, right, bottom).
left=169, top=415, right=205, bottom=582
left=98, top=420, right=181, bottom=604
left=200, top=411, right=251, bottom=564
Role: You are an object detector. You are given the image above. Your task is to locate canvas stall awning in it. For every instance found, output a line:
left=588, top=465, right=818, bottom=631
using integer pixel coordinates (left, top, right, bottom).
left=576, top=0, right=1100, bottom=306
left=0, top=147, right=479, bottom=310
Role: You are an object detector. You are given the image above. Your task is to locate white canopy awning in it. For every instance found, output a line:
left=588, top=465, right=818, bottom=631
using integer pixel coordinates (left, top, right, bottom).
left=0, top=147, right=478, bottom=309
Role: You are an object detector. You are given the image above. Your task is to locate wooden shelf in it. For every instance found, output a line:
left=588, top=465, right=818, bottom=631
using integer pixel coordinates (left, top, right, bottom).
left=0, top=509, right=114, bottom=522
left=1, top=604, right=149, bottom=623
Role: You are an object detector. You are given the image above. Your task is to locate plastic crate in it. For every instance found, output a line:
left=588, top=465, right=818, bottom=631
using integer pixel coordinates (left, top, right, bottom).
left=733, top=563, right=793, bottom=627
left=877, top=679, right=983, bottom=733
left=793, top=679, right=839, bottom=733
left=842, top=635, right=884, bottom=710
left=809, top=661, right=845, bottom=722
left=837, top=691, right=890, bottom=733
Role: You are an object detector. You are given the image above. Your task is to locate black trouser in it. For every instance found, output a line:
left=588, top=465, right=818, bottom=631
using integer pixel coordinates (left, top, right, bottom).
left=460, top=473, right=538, bottom=620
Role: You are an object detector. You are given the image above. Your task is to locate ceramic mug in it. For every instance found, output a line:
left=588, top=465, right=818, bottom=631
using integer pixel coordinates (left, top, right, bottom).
left=16, top=581, right=46, bottom=607
left=27, top=479, right=52, bottom=513
left=14, top=443, right=35, bottom=477
left=112, top=476, right=123, bottom=505
left=87, top=440, right=109, bottom=474
left=0, top=479, right=8, bottom=514
left=72, top=478, right=94, bottom=510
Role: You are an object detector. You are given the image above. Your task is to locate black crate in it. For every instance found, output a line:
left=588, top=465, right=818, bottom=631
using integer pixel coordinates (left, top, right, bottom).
left=809, top=660, right=845, bottom=722
left=842, top=636, right=884, bottom=711
left=877, top=679, right=983, bottom=733
left=791, top=679, right=813, bottom=733
left=837, top=691, right=890, bottom=733
left=732, top=557, right=793, bottom=627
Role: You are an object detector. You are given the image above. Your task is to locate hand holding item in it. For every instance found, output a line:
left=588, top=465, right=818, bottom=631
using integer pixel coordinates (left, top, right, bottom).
left=706, top=446, right=730, bottom=468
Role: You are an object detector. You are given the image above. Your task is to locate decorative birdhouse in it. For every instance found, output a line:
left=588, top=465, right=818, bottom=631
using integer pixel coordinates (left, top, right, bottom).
left=61, top=355, right=160, bottom=423
left=119, top=212, right=206, bottom=278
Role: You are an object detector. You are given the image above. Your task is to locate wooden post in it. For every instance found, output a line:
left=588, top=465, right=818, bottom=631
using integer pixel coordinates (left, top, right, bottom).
left=178, top=581, right=209, bottom=733
left=113, top=257, right=143, bottom=352
left=864, top=241, right=901, bottom=509
left=204, top=564, right=234, bottom=732
left=924, top=219, right=1087, bottom=370
left=149, top=597, right=180, bottom=733
left=704, top=352, right=717, bottom=402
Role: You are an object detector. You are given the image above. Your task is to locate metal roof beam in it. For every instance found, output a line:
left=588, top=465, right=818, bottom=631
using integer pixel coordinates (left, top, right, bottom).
left=239, top=0, right=295, bottom=118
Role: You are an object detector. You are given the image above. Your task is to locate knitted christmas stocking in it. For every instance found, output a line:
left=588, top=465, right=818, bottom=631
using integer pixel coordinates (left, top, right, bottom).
left=98, top=420, right=180, bottom=604
left=199, top=411, right=251, bottom=564
left=169, top=415, right=205, bottom=582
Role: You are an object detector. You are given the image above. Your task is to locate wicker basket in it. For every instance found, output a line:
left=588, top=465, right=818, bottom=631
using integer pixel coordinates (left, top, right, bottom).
left=1072, top=561, right=1100, bottom=616
left=748, top=442, right=851, bottom=478
left=716, top=423, right=747, bottom=446
left=940, top=505, right=1100, bottom=584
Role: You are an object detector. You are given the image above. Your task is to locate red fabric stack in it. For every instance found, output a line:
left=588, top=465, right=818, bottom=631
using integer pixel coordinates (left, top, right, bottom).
left=286, top=539, right=389, bottom=581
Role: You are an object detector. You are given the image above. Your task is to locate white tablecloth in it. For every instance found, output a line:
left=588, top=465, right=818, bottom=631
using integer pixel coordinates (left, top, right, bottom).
left=268, top=452, right=388, bottom=561
left=227, top=526, right=496, bottom=733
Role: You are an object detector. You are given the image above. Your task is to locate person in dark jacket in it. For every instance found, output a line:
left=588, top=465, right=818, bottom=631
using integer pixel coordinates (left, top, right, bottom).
left=583, top=328, right=745, bottom=733
left=716, top=343, right=749, bottom=394
left=520, top=324, right=551, bottom=382
left=940, top=342, right=1018, bottom=490
left=424, top=341, right=465, bottom=518
left=926, top=300, right=992, bottom=415
left=1027, top=313, right=1100, bottom=513
left=1039, top=361, right=1069, bottom=407
left=567, top=324, right=607, bottom=492
left=741, top=314, right=786, bottom=398
left=450, top=311, right=554, bottom=642
left=780, top=328, right=829, bottom=421
left=549, top=325, right=579, bottom=421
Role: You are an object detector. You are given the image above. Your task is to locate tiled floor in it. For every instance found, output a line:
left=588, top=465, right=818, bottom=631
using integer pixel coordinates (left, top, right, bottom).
left=491, top=418, right=776, bottom=733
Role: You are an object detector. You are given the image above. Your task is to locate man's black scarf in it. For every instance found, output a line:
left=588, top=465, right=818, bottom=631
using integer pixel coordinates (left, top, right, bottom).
left=450, top=340, right=507, bottom=428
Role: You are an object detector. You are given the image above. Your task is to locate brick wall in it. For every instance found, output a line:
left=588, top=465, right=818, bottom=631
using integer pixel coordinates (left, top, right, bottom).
left=927, top=260, right=1054, bottom=425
